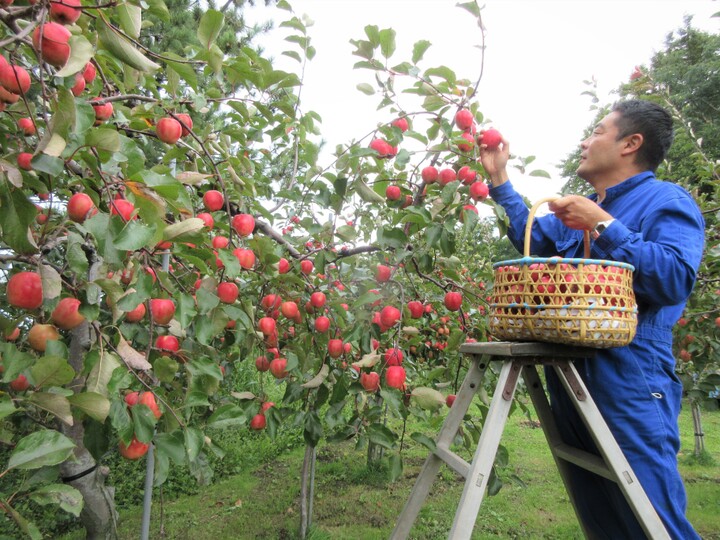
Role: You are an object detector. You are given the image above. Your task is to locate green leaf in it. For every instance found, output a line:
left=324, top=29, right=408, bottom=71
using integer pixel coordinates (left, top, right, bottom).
left=412, top=40, right=432, bottom=64
left=0, top=183, right=37, bottom=254
left=7, top=430, right=76, bottom=470
left=145, top=0, right=170, bottom=20
left=30, top=153, right=65, bottom=176
left=356, top=82, right=375, bottom=95
left=424, top=66, right=457, bottom=85
left=97, top=18, right=160, bottom=73
left=55, top=35, right=94, bottom=78
left=154, top=431, right=185, bottom=464
left=29, top=484, right=84, bottom=517
left=113, top=220, right=157, bottom=251
left=117, top=2, right=141, bottom=38
left=366, top=422, right=397, bottom=449
left=388, top=453, right=403, bottom=482
left=86, top=352, right=122, bottom=397
left=378, top=28, right=396, bottom=58
left=197, top=10, right=224, bottom=49
left=529, top=169, right=552, bottom=178
left=30, top=356, right=75, bottom=388
left=207, top=404, right=247, bottom=428
left=184, top=427, right=204, bottom=462
left=303, top=410, right=323, bottom=447
left=410, top=432, right=437, bottom=452
left=164, top=52, right=199, bottom=92
left=86, top=128, right=121, bottom=152
left=28, top=393, right=73, bottom=426
left=68, top=392, right=110, bottom=422
left=0, top=395, right=17, bottom=420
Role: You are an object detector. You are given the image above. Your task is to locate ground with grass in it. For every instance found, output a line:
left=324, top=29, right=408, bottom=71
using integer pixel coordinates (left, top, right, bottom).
left=55, top=397, right=720, bottom=540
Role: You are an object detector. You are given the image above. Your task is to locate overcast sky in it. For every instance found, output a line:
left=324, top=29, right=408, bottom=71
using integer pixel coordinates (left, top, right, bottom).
left=248, top=0, right=719, bottom=201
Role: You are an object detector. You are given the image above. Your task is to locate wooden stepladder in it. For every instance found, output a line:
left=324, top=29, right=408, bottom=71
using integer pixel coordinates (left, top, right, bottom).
left=390, top=341, right=670, bottom=540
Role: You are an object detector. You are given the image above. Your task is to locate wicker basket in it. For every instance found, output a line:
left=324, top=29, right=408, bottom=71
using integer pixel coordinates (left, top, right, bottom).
left=488, top=197, right=637, bottom=348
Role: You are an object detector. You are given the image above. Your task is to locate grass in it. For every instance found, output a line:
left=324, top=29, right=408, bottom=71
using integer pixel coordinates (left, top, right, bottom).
left=56, top=398, right=719, bottom=540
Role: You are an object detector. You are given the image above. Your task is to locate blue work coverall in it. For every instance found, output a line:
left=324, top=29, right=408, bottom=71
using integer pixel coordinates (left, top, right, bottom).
left=489, top=171, right=705, bottom=539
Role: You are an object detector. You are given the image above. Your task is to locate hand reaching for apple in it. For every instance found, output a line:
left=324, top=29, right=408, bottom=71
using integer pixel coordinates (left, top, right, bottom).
left=478, top=133, right=510, bottom=187
left=548, top=196, right=613, bottom=231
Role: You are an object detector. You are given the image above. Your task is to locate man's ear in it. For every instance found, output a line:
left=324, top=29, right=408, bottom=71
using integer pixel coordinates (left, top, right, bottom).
left=621, top=133, right=644, bottom=156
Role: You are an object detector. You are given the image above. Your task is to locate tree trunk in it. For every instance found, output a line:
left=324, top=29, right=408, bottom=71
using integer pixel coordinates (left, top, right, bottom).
left=299, top=444, right=316, bottom=539
left=691, top=399, right=705, bottom=456
left=58, top=319, right=118, bottom=538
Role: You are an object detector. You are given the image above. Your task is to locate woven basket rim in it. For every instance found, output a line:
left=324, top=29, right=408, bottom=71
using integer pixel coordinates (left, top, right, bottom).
left=493, top=256, right=635, bottom=272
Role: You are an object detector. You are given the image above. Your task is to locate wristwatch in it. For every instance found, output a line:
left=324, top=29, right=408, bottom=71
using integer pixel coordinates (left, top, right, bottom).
left=591, top=219, right=615, bottom=240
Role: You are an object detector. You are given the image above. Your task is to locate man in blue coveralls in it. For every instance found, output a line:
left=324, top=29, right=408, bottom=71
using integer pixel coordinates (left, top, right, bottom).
left=479, top=99, right=704, bottom=539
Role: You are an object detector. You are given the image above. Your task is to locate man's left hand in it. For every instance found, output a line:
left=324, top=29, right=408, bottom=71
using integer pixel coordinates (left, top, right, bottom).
left=548, top=196, right=613, bottom=230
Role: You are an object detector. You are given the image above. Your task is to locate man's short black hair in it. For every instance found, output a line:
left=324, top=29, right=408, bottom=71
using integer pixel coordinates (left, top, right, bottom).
left=611, top=100, right=674, bottom=172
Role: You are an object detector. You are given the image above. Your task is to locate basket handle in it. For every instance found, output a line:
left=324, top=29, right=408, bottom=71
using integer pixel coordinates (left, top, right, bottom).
left=524, top=197, right=591, bottom=259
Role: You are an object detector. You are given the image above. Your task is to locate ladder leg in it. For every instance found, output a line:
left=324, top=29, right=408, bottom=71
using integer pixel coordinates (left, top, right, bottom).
left=448, top=359, right=521, bottom=540
left=552, top=362, right=671, bottom=540
left=522, top=364, right=595, bottom=539
left=390, top=355, right=490, bottom=540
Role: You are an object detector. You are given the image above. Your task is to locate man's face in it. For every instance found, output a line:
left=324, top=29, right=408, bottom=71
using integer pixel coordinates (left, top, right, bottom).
left=576, top=111, right=625, bottom=184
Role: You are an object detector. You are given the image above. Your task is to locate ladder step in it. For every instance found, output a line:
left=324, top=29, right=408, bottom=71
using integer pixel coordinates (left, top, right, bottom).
left=434, top=444, right=470, bottom=478
left=553, top=442, right=615, bottom=481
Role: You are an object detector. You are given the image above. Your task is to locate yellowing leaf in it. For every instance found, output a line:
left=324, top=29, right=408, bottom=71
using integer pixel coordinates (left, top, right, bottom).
left=301, top=364, right=329, bottom=389
left=176, top=171, right=213, bottom=185
left=117, top=335, right=151, bottom=370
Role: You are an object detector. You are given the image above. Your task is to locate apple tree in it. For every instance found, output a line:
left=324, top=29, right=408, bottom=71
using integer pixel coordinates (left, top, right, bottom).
left=0, top=0, right=541, bottom=536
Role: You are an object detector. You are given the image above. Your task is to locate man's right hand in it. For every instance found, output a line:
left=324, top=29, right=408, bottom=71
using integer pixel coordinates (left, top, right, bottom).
left=478, top=134, right=510, bottom=187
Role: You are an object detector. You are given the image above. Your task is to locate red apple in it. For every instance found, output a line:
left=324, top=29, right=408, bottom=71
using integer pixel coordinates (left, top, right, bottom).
left=310, top=292, right=326, bottom=308
left=314, top=316, right=330, bottom=333
left=469, top=181, right=489, bottom=202
left=446, top=394, right=456, bottom=407
left=380, top=305, right=401, bottom=328
left=255, top=355, right=270, bottom=372
left=211, top=235, right=229, bottom=249
left=125, top=303, right=146, bottom=322
left=455, top=109, right=474, bottom=130
left=479, top=128, right=502, bottom=150
left=328, top=339, right=343, bottom=358
left=49, top=0, right=82, bottom=25
left=391, top=117, right=409, bottom=132
left=17, top=117, right=35, bottom=136
left=421, top=166, right=438, bottom=184
left=175, top=113, right=193, bottom=137
left=17, top=153, right=33, bottom=171
left=70, top=72, right=85, bottom=96
left=444, top=291, right=463, bottom=311
left=3, top=327, right=21, bottom=341
left=203, top=190, right=224, bottom=211
left=156, top=117, right=182, bottom=144
left=233, top=248, right=255, bottom=270
left=32, top=23, right=72, bottom=67
left=439, top=168, right=457, bottom=186
left=460, top=204, right=478, bottom=222
left=385, top=185, right=401, bottom=201
left=458, top=166, right=477, bottom=185
left=138, top=391, right=162, bottom=418
left=0, top=86, right=20, bottom=104
left=110, top=198, right=135, bottom=221
left=384, top=348, right=404, bottom=366
left=407, top=300, right=424, bottom=319
left=300, top=260, right=314, bottom=274
left=197, top=212, right=214, bottom=229
left=28, top=323, right=60, bottom=352
left=91, top=99, right=113, bottom=124
left=369, top=138, right=392, bottom=157
left=385, top=366, right=406, bottom=389
left=261, top=294, right=282, bottom=311
left=67, top=192, right=97, bottom=222
left=51, top=297, right=85, bottom=330
left=258, top=317, right=276, bottom=336
left=457, top=131, right=474, bottom=152
left=360, top=372, right=380, bottom=392
left=250, top=413, right=267, bottom=430
left=82, top=62, right=96, bottom=84
left=278, top=258, right=290, bottom=274
left=155, top=335, right=179, bottom=355
left=7, top=271, right=43, bottom=309
left=217, top=282, right=239, bottom=304
left=376, top=264, right=392, bottom=283
left=9, top=374, right=30, bottom=392
left=281, top=301, right=299, bottom=319
left=269, top=357, right=287, bottom=379
left=0, top=64, right=31, bottom=94
left=232, top=213, right=255, bottom=237
left=150, top=298, right=175, bottom=325
left=119, top=436, right=149, bottom=460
